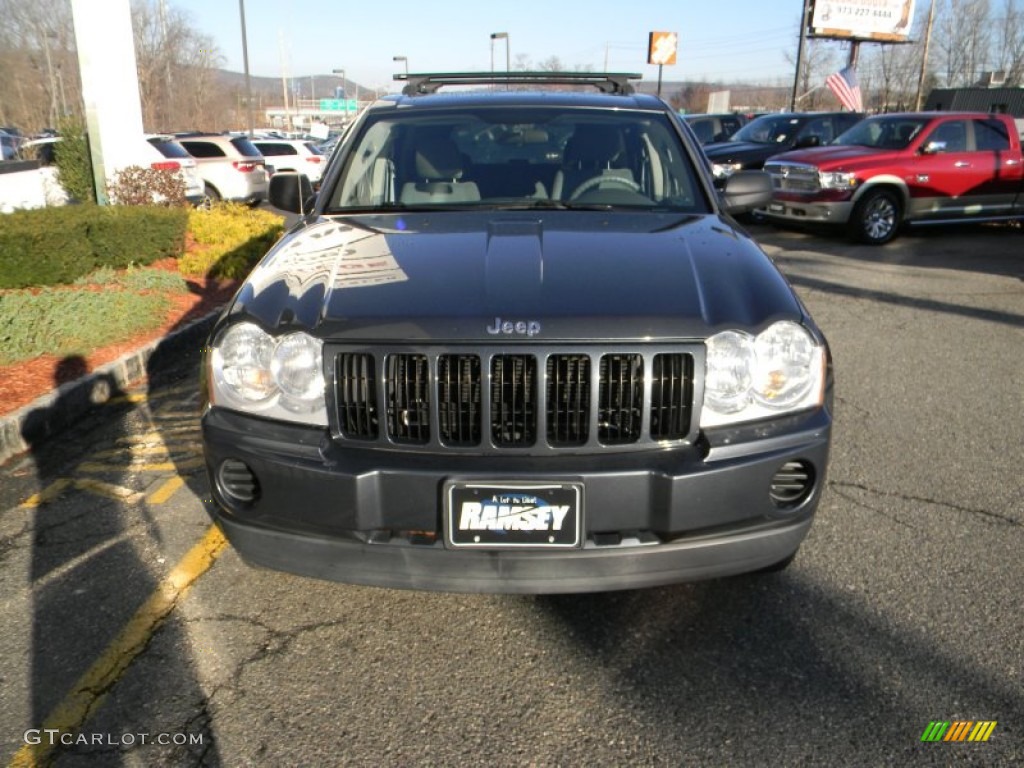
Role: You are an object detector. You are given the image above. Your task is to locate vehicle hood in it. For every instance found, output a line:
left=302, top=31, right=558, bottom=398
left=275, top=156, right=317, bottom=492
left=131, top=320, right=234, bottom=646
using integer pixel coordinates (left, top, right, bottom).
left=766, top=145, right=904, bottom=171
left=702, top=141, right=793, bottom=166
left=225, top=213, right=802, bottom=342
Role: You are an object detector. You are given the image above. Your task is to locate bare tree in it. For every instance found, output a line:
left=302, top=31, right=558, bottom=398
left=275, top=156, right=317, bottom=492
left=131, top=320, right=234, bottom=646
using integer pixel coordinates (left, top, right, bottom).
left=0, top=0, right=231, bottom=135
left=784, top=38, right=839, bottom=110
left=992, top=0, right=1024, bottom=84
left=0, top=0, right=77, bottom=131
left=131, top=0, right=227, bottom=131
left=933, top=0, right=993, bottom=86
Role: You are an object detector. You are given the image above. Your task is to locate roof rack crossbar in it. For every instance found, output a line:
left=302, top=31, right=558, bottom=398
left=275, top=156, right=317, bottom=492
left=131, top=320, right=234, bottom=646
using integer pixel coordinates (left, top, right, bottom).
left=395, top=71, right=642, bottom=96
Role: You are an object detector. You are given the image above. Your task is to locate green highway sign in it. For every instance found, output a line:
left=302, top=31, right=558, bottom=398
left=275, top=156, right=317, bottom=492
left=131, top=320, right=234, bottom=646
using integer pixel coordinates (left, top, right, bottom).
left=319, top=99, right=358, bottom=112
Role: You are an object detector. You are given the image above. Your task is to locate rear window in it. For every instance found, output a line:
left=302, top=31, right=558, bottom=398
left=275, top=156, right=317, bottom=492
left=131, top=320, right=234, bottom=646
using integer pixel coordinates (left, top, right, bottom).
left=230, top=137, right=263, bottom=157
left=180, top=141, right=225, bottom=158
left=255, top=142, right=297, bottom=156
left=148, top=139, right=192, bottom=159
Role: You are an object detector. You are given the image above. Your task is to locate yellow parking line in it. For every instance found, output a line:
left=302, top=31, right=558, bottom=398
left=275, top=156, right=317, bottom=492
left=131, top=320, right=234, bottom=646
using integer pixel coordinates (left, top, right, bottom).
left=77, top=458, right=204, bottom=474
left=115, top=427, right=197, bottom=444
left=106, top=393, right=148, bottom=405
left=73, top=479, right=144, bottom=504
left=19, top=479, right=72, bottom=509
left=8, top=525, right=227, bottom=768
left=146, top=476, right=185, bottom=506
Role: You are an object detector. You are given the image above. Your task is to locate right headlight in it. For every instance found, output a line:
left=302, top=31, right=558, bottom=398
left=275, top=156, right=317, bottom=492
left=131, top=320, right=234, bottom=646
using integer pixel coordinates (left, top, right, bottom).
left=701, top=320, right=825, bottom=428
left=209, top=321, right=327, bottom=426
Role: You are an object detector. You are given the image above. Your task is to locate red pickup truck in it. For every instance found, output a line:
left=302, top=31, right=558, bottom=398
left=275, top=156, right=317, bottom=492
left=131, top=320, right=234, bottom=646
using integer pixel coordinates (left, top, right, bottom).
left=762, top=112, right=1024, bottom=244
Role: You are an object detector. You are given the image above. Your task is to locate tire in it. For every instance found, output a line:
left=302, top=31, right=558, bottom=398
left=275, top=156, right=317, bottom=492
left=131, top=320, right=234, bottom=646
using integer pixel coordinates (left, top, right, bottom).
left=849, top=188, right=901, bottom=245
left=201, top=184, right=221, bottom=208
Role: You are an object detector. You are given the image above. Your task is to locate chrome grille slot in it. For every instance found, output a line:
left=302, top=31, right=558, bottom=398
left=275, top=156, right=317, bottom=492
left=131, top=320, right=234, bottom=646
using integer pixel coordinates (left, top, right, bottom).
left=547, top=354, right=591, bottom=446
left=598, top=354, right=643, bottom=444
left=491, top=355, right=537, bottom=447
left=651, top=353, right=693, bottom=440
left=438, top=354, right=482, bottom=446
left=336, top=353, right=378, bottom=439
left=386, top=354, right=430, bottom=444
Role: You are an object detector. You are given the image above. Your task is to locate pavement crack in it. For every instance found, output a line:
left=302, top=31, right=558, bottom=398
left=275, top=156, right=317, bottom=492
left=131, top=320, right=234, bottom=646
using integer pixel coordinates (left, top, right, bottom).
left=829, top=480, right=1020, bottom=528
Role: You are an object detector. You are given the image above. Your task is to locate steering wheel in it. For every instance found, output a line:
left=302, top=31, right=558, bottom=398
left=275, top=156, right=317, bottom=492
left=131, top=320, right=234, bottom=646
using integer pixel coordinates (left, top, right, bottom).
left=569, top=175, right=643, bottom=200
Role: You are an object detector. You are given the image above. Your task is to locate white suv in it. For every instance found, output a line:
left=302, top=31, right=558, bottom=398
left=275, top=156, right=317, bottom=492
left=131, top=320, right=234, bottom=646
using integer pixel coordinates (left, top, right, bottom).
left=251, top=138, right=326, bottom=185
left=176, top=134, right=269, bottom=205
left=145, top=135, right=205, bottom=205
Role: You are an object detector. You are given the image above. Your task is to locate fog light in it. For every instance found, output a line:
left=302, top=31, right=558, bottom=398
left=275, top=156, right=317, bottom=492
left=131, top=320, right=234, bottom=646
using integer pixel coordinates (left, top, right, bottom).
left=218, top=459, right=259, bottom=504
left=769, top=460, right=814, bottom=508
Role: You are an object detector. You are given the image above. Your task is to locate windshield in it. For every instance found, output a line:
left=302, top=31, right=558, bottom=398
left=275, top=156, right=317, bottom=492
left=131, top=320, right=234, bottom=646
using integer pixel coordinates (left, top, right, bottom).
left=833, top=116, right=928, bottom=149
left=729, top=115, right=804, bottom=145
left=325, top=107, right=708, bottom=213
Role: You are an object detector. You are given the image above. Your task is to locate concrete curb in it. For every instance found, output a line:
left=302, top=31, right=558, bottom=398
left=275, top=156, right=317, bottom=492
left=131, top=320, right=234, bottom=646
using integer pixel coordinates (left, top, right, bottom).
left=0, top=309, right=220, bottom=467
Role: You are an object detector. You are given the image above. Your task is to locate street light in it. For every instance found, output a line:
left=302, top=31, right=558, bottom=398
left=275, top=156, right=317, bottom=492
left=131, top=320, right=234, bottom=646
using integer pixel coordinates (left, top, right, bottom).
left=490, top=32, right=509, bottom=83
left=238, top=0, right=254, bottom=136
left=393, top=55, right=408, bottom=76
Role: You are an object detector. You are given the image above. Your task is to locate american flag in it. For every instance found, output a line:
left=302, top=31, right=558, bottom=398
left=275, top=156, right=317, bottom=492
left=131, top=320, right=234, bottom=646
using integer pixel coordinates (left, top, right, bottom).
left=826, top=66, right=863, bottom=112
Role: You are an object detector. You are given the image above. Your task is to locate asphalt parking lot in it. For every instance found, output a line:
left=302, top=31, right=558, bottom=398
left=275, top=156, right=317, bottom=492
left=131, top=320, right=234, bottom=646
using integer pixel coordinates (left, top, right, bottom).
left=1, top=221, right=1021, bottom=767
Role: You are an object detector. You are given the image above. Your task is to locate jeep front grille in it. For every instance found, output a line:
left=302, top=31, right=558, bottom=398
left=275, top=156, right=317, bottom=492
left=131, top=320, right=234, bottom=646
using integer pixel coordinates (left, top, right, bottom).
left=332, top=346, right=696, bottom=454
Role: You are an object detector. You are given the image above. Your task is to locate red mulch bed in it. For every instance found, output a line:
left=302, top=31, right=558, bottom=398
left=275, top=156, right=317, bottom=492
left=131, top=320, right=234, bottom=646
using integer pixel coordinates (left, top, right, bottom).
left=0, top=259, right=240, bottom=418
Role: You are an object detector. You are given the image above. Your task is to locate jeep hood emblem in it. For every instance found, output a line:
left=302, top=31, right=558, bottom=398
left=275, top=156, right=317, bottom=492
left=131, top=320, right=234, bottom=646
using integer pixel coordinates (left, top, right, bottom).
left=487, top=317, right=541, bottom=337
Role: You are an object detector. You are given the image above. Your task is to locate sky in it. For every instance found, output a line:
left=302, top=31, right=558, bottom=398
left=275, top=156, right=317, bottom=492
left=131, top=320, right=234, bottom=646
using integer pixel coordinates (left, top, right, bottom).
left=170, top=0, right=814, bottom=92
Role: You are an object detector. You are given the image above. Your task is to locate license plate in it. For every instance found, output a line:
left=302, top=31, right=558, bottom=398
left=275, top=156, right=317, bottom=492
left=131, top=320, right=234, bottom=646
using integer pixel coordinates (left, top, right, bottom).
left=445, top=481, right=582, bottom=549
left=769, top=202, right=785, bottom=213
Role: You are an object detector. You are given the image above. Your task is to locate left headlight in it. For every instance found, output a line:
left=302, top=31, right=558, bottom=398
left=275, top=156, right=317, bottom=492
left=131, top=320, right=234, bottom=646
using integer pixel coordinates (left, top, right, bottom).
left=701, top=320, right=825, bottom=428
left=712, top=162, right=744, bottom=179
left=818, top=170, right=858, bottom=190
left=210, top=321, right=327, bottom=425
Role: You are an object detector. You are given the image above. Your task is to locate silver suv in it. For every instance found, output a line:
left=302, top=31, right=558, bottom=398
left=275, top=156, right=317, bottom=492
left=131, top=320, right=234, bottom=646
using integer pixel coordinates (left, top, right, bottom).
left=176, top=133, right=269, bottom=205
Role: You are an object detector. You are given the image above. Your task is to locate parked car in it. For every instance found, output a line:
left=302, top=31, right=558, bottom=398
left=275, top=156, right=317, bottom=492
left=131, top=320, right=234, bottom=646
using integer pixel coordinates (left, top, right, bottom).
left=146, top=134, right=205, bottom=205
left=0, top=129, right=23, bottom=161
left=175, top=133, right=269, bottom=205
left=250, top=138, right=326, bottom=184
left=703, top=111, right=864, bottom=180
left=763, top=111, right=1024, bottom=244
left=200, top=71, right=833, bottom=594
left=681, top=113, right=747, bottom=145
left=9, top=134, right=201, bottom=207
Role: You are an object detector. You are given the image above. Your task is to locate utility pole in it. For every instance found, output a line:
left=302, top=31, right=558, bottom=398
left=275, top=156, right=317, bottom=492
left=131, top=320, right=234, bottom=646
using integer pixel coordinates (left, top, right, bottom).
left=915, top=0, right=936, bottom=111
left=790, top=0, right=810, bottom=111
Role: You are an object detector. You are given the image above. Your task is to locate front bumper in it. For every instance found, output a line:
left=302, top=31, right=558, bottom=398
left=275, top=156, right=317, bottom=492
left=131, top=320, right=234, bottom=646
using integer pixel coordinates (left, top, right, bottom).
left=202, top=406, right=832, bottom=593
left=764, top=199, right=854, bottom=225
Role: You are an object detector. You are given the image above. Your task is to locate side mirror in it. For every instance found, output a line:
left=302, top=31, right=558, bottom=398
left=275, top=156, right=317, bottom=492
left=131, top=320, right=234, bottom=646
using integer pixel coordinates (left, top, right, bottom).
left=921, top=140, right=946, bottom=155
left=722, top=170, right=773, bottom=215
left=795, top=134, right=821, bottom=149
left=269, top=172, right=315, bottom=214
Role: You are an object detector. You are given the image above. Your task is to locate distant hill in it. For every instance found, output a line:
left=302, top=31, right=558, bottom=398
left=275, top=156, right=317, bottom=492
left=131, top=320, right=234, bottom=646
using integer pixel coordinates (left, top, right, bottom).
left=216, top=69, right=373, bottom=103
left=213, top=69, right=789, bottom=112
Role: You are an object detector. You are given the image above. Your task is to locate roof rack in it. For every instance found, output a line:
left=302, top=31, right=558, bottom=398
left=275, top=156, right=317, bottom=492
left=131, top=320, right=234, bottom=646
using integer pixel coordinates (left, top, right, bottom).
left=395, top=71, right=643, bottom=96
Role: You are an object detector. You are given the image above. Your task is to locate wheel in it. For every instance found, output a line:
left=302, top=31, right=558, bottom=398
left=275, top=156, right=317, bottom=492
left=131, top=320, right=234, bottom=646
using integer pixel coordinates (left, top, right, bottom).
left=200, top=184, right=221, bottom=208
left=569, top=174, right=643, bottom=200
left=849, top=188, right=901, bottom=245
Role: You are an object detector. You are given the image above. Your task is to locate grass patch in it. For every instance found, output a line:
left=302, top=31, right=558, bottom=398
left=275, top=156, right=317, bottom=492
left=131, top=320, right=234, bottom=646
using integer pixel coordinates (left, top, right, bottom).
left=0, top=268, right=188, bottom=366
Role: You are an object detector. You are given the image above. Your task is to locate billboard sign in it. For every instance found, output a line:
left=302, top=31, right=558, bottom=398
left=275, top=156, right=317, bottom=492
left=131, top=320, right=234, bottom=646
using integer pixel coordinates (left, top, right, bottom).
left=810, top=0, right=916, bottom=42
